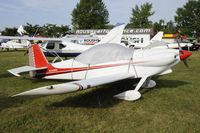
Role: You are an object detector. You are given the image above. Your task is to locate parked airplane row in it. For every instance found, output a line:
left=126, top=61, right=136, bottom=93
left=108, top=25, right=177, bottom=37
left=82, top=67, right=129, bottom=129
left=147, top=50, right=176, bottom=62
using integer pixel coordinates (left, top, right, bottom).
left=0, top=25, right=193, bottom=57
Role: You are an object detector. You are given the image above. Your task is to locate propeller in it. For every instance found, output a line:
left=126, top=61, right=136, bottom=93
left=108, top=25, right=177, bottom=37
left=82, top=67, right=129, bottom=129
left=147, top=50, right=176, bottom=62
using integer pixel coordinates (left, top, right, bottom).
left=179, top=50, right=190, bottom=68
left=177, top=34, right=191, bottom=68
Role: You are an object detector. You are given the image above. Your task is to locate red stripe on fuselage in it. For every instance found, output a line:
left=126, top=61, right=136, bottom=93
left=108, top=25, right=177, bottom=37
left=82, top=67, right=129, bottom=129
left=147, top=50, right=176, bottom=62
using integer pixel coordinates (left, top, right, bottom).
left=41, top=61, right=144, bottom=77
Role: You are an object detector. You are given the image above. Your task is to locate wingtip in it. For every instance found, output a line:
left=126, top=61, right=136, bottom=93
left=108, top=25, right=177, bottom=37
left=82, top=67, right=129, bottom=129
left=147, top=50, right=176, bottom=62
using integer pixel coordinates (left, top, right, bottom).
left=7, top=70, right=21, bottom=77
left=11, top=94, right=20, bottom=97
left=11, top=92, right=25, bottom=97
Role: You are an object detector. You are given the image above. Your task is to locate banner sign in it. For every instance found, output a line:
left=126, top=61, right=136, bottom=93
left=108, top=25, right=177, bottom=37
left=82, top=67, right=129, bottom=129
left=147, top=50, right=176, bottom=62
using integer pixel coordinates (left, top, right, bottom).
left=75, top=28, right=153, bottom=35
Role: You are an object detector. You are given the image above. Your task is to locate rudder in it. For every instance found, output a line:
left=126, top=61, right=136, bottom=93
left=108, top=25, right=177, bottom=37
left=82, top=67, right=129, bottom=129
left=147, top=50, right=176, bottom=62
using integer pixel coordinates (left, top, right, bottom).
left=28, top=44, right=49, bottom=68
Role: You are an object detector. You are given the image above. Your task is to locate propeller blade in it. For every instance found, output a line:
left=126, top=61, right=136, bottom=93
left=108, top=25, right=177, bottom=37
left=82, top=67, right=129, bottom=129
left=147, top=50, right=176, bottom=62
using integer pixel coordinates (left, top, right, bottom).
left=179, top=50, right=192, bottom=68
left=24, top=50, right=28, bottom=55
left=183, top=59, right=189, bottom=68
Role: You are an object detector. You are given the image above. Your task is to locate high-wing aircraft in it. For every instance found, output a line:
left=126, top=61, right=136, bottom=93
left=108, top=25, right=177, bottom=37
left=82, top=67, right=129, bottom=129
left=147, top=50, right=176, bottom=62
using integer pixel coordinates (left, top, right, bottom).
left=0, top=24, right=126, bottom=56
left=40, top=24, right=126, bottom=57
left=9, top=41, right=192, bottom=101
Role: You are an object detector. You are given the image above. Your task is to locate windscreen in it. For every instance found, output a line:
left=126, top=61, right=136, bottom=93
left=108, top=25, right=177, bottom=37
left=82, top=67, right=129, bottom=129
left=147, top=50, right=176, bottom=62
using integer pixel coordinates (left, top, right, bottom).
left=75, top=43, right=134, bottom=65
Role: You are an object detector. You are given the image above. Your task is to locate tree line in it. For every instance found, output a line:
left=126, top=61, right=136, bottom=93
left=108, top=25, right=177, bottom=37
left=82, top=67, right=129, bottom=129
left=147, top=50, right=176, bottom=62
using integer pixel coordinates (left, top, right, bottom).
left=1, top=0, right=199, bottom=40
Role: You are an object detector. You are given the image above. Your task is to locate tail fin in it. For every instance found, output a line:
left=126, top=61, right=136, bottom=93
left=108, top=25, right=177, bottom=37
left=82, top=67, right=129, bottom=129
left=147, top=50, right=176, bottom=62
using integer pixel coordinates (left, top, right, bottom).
left=150, top=31, right=164, bottom=43
left=96, top=24, right=126, bottom=45
left=8, top=44, right=50, bottom=78
left=17, top=25, right=27, bottom=36
left=28, top=44, right=49, bottom=68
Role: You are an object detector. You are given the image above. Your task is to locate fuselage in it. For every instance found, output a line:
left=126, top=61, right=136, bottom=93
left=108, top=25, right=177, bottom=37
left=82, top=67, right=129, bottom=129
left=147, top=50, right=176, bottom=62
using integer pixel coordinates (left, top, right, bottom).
left=37, top=48, right=180, bottom=80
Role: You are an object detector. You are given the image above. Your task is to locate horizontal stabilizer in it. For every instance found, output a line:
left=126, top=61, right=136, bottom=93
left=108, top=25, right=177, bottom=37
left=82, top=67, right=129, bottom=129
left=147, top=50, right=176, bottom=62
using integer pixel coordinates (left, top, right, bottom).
left=8, top=66, right=47, bottom=77
left=12, top=73, right=134, bottom=96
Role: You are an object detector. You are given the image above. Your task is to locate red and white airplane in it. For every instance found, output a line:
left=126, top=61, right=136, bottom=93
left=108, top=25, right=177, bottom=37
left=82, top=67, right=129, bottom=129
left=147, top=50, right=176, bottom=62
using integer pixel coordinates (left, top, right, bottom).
left=9, top=42, right=192, bottom=101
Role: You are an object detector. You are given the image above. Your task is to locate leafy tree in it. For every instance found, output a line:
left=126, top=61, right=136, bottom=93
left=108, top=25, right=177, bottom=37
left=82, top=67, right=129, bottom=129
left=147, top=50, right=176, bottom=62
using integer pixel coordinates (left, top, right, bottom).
left=1, top=27, right=18, bottom=36
left=175, top=0, right=200, bottom=39
left=129, top=2, right=154, bottom=28
left=23, top=23, right=70, bottom=37
left=1, top=23, right=70, bottom=37
left=71, top=0, right=109, bottom=29
left=164, top=20, right=176, bottom=34
left=24, top=23, right=40, bottom=36
left=42, top=24, right=70, bottom=37
left=153, top=19, right=176, bottom=33
left=153, top=19, right=165, bottom=32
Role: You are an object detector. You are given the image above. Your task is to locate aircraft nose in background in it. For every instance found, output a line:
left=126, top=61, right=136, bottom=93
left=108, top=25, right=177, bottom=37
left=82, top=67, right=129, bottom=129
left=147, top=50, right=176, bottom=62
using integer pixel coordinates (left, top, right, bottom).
left=180, top=50, right=192, bottom=60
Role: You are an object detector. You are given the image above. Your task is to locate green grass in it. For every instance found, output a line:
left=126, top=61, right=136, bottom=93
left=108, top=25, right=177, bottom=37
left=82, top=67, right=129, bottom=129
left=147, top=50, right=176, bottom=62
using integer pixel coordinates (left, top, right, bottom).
left=0, top=50, right=200, bottom=133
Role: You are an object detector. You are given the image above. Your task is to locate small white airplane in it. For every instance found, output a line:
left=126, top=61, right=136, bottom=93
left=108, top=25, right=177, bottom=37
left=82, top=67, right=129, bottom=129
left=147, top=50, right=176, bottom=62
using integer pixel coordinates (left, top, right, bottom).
left=0, top=26, right=30, bottom=51
left=9, top=41, right=192, bottom=101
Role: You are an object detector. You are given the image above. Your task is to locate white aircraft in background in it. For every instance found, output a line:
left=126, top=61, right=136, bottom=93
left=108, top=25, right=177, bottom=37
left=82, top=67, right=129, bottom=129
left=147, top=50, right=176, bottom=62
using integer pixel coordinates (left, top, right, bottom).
left=9, top=41, right=191, bottom=101
left=0, top=25, right=30, bottom=50
left=127, top=31, right=193, bottom=50
left=0, top=39, right=30, bottom=50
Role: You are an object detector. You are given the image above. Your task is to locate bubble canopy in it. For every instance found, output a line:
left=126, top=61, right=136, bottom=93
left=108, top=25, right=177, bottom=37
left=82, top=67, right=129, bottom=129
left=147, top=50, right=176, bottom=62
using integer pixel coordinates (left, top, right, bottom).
left=75, top=43, right=134, bottom=65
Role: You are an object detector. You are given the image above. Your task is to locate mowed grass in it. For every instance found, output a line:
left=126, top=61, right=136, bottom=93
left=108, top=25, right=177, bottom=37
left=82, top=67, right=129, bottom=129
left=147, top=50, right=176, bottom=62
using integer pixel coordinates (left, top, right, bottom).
left=0, top=50, right=200, bottom=133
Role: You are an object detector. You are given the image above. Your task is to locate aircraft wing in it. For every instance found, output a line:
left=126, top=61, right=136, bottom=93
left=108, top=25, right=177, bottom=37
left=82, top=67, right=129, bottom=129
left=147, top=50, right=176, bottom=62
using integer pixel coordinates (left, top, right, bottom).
left=145, top=41, right=169, bottom=49
left=12, top=73, right=134, bottom=96
left=0, top=36, right=63, bottom=41
left=8, top=66, right=47, bottom=77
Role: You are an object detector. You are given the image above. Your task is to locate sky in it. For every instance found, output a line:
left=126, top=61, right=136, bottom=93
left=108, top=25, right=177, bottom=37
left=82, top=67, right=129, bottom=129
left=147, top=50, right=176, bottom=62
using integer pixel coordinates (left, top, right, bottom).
left=0, top=0, right=189, bottom=30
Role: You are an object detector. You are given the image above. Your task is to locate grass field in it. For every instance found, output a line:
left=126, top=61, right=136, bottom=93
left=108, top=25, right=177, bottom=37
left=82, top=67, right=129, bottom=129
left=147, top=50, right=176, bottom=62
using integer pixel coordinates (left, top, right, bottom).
left=0, top=50, right=200, bottom=133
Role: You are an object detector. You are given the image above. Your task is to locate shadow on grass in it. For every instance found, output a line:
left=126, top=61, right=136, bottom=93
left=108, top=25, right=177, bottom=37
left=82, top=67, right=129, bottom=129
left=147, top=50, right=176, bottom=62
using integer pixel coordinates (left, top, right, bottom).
left=49, top=79, right=142, bottom=109
left=49, top=80, right=133, bottom=108
left=141, top=79, right=191, bottom=95
left=49, top=78, right=190, bottom=109
left=155, top=78, right=191, bottom=88
left=0, top=78, right=190, bottom=111
left=0, top=96, right=38, bottom=112
left=0, top=72, right=13, bottom=79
